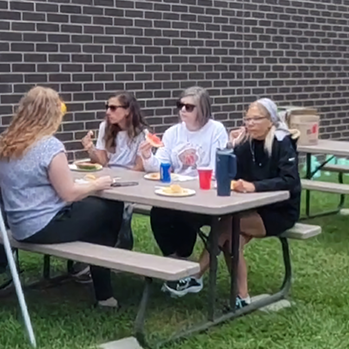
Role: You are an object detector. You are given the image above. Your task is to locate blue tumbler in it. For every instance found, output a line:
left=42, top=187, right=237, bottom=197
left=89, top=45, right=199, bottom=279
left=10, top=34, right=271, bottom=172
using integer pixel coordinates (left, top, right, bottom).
left=216, top=148, right=237, bottom=196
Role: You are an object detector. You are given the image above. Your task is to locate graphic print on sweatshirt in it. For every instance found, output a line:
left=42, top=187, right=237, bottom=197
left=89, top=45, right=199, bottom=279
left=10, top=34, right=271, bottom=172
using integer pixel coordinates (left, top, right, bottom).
left=174, top=142, right=204, bottom=172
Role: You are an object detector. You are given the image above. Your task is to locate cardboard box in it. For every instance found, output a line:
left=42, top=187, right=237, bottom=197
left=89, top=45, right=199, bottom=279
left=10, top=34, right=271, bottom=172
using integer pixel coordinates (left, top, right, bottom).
left=278, top=106, right=320, bottom=146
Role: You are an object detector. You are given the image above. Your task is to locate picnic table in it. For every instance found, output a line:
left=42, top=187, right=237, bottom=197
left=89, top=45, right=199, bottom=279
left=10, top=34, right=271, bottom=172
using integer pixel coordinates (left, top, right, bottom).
left=73, top=167, right=289, bottom=345
left=298, top=140, right=349, bottom=218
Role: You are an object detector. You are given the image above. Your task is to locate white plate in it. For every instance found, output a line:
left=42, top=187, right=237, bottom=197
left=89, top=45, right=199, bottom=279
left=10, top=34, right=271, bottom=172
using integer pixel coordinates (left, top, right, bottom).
left=154, top=188, right=196, bottom=197
left=75, top=179, right=89, bottom=184
left=144, top=173, right=162, bottom=181
left=144, top=173, right=180, bottom=181
left=144, top=173, right=195, bottom=182
left=74, top=177, right=121, bottom=184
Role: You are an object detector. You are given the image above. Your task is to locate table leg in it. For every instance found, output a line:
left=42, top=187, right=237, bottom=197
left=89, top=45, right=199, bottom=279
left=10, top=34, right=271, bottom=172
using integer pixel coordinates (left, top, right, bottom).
left=302, top=154, right=340, bottom=220
left=208, top=217, right=219, bottom=322
left=305, top=153, right=311, bottom=218
left=230, top=214, right=240, bottom=311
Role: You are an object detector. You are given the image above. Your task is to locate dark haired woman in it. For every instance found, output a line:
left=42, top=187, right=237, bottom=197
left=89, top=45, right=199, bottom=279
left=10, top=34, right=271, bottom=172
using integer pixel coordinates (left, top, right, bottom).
left=75, top=91, right=148, bottom=280
left=82, top=91, right=148, bottom=171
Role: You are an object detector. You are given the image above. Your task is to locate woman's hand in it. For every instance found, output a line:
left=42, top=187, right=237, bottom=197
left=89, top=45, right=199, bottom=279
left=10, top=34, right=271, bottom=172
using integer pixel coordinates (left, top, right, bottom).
left=81, top=130, right=94, bottom=151
left=93, top=176, right=113, bottom=191
left=234, top=179, right=255, bottom=193
left=229, top=127, right=246, bottom=146
left=139, top=141, right=153, bottom=160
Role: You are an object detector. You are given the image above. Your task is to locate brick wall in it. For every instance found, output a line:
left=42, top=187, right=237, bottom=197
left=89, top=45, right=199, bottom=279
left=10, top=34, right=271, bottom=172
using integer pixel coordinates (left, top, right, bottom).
left=0, top=0, right=348, bottom=160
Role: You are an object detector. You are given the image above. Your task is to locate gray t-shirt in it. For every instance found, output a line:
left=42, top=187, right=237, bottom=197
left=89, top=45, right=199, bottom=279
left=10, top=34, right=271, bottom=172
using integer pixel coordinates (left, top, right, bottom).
left=0, top=136, right=66, bottom=241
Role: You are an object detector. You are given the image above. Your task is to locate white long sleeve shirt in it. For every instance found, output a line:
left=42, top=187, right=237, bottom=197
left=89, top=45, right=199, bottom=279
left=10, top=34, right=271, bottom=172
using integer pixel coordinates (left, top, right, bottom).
left=142, top=119, right=228, bottom=177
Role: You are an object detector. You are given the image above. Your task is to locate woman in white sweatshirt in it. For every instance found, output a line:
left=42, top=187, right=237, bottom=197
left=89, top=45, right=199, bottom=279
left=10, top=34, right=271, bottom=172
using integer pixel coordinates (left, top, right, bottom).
left=139, top=86, right=228, bottom=293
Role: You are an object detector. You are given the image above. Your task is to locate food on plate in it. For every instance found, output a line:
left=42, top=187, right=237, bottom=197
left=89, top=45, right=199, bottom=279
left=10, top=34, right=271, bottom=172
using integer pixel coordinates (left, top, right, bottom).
left=74, top=161, right=101, bottom=170
left=145, top=130, right=164, bottom=148
left=162, top=184, right=184, bottom=194
left=231, top=180, right=238, bottom=190
left=84, top=174, right=96, bottom=181
left=148, top=173, right=160, bottom=180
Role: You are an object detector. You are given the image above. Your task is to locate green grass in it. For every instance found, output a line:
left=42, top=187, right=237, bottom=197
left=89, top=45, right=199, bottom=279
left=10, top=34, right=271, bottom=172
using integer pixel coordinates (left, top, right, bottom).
left=1, top=181, right=349, bottom=348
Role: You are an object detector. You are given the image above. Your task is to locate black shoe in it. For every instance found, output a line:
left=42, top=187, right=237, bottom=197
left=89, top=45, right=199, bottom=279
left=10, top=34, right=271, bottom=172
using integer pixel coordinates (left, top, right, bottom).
left=163, top=277, right=203, bottom=297
left=69, top=262, right=92, bottom=284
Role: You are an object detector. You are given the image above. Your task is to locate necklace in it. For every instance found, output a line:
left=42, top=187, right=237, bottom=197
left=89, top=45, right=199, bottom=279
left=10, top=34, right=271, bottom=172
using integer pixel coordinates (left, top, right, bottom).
left=249, top=141, right=263, bottom=167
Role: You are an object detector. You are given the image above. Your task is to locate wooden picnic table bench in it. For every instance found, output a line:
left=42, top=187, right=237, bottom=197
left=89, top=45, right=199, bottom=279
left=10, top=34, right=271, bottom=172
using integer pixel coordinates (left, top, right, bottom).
left=298, top=140, right=349, bottom=218
left=1, top=217, right=321, bottom=349
left=0, top=231, right=200, bottom=348
left=0, top=167, right=321, bottom=349
left=1, top=235, right=200, bottom=282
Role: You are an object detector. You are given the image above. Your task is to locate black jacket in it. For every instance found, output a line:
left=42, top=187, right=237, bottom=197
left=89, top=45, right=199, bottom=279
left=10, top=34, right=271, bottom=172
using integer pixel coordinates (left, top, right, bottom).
left=234, top=135, right=301, bottom=225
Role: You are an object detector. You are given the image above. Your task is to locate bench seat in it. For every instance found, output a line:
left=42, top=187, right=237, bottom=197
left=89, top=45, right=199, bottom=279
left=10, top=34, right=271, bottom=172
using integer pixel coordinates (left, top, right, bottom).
left=281, top=223, right=321, bottom=240
left=323, top=164, right=349, bottom=174
left=133, top=204, right=321, bottom=241
left=0, top=235, right=200, bottom=281
left=301, top=179, right=349, bottom=195
left=133, top=204, right=152, bottom=216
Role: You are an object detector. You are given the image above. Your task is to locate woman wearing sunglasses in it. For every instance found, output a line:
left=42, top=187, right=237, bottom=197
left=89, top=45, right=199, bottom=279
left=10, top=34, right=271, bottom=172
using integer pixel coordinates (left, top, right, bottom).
left=164, top=98, right=301, bottom=307
left=77, top=91, right=148, bottom=280
left=81, top=91, right=147, bottom=171
left=139, top=86, right=228, bottom=293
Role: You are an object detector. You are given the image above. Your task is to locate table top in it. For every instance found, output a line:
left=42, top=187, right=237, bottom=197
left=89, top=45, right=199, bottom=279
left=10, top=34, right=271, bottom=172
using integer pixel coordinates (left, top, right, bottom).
left=72, top=168, right=289, bottom=216
left=298, top=140, right=349, bottom=157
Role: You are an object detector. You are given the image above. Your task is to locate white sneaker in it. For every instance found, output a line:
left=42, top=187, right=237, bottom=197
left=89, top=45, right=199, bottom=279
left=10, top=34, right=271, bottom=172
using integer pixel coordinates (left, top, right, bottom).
left=97, top=297, right=118, bottom=308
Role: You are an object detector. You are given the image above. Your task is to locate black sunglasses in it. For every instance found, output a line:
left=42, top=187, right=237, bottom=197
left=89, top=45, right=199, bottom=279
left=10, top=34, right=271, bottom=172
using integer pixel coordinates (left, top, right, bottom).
left=105, top=104, right=126, bottom=112
left=176, top=101, right=196, bottom=113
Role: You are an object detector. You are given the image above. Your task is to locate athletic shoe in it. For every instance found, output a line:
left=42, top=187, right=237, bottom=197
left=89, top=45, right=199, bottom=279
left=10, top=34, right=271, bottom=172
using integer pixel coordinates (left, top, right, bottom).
left=235, top=295, right=251, bottom=309
left=97, top=297, right=119, bottom=309
left=69, top=262, right=92, bottom=284
left=163, top=277, right=203, bottom=297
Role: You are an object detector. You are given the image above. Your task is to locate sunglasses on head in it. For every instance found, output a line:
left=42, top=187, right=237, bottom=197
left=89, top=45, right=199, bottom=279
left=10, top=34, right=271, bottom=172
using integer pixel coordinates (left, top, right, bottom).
left=176, top=101, right=196, bottom=113
left=105, top=104, right=126, bottom=112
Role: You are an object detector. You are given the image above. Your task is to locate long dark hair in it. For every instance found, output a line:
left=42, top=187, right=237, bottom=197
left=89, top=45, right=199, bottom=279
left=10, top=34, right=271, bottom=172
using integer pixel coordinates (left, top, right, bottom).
left=104, top=91, right=147, bottom=153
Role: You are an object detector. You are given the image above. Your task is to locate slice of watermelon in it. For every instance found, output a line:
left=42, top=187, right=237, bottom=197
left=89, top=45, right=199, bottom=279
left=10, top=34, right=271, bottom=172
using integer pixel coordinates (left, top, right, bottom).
left=75, top=161, right=101, bottom=170
left=145, top=130, right=164, bottom=148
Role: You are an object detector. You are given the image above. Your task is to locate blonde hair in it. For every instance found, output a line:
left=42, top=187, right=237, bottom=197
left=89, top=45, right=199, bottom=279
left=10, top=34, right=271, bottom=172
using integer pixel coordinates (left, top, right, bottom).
left=0, top=86, right=63, bottom=160
left=178, top=86, right=211, bottom=127
left=247, top=101, right=275, bottom=156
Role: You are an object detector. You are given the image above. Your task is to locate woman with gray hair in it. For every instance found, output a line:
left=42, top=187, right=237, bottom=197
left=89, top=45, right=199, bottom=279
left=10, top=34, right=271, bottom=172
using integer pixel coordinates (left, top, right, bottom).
left=163, top=98, right=301, bottom=306
left=139, top=86, right=228, bottom=294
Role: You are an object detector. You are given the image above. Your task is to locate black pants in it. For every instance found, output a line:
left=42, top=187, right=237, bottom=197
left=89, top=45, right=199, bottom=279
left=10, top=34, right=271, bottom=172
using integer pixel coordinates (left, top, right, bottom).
left=23, top=197, right=124, bottom=301
left=150, top=207, right=209, bottom=258
left=0, top=245, right=7, bottom=273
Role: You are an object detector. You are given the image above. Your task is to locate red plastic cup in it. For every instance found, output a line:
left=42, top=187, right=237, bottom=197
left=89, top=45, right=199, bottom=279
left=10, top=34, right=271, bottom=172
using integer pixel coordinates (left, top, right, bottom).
left=198, top=168, right=213, bottom=190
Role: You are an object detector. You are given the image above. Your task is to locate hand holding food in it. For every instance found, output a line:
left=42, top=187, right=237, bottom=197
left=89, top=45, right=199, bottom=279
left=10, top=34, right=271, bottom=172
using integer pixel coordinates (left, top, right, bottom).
left=229, top=127, right=246, bottom=146
left=81, top=130, right=94, bottom=151
left=144, top=129, right=164, bottom=148
left=139, top=141, right=153, bottom=159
